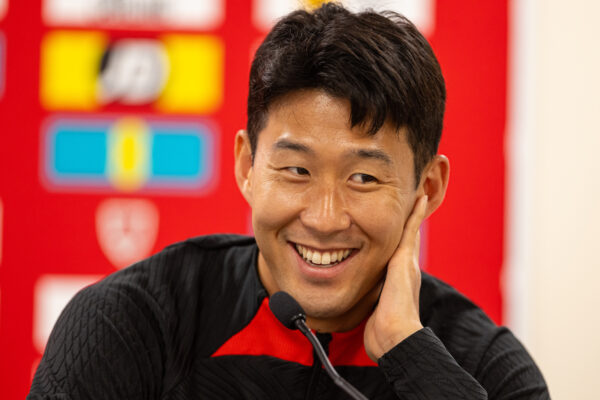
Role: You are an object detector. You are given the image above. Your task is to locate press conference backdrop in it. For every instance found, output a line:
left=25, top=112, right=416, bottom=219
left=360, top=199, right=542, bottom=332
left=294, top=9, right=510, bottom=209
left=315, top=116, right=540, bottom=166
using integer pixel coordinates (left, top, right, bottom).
left=0, top=1, right=511, bottom=398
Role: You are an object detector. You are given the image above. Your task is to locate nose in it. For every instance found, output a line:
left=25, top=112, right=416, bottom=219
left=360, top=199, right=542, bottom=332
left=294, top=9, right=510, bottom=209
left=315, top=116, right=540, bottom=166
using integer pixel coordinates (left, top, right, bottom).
left=299, top=180, right=351, bottom=234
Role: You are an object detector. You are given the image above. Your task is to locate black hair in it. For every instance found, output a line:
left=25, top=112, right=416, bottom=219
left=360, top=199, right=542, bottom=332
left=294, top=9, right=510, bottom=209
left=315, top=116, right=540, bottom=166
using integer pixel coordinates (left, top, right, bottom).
left=247, top=2, right=446, bottom=184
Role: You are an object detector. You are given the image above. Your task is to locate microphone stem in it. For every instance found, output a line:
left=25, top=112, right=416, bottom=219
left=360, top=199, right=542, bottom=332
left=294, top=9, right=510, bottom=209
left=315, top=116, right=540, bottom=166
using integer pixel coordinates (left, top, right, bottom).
left=295, top=319, right=369, bottom=400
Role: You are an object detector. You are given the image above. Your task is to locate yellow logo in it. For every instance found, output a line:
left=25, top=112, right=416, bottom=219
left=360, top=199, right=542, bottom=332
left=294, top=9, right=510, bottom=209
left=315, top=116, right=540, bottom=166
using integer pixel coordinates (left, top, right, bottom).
left=40, top=31, right=224, bottom=113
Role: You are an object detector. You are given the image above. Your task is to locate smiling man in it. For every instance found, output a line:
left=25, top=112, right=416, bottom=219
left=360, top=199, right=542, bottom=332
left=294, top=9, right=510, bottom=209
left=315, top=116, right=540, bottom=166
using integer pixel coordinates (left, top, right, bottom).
left=29, top=3, right=549, bottom=400
left=236, top=90, right=433, bottom=347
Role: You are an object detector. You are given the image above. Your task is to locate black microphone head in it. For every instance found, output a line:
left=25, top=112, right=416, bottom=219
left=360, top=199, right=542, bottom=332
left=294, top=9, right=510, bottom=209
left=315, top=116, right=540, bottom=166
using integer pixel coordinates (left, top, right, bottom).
left=269, top=291, right=306, bottom=330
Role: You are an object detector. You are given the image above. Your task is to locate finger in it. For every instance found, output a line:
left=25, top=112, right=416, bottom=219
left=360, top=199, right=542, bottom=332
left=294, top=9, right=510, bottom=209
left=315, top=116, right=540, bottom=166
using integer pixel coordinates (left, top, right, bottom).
left=413, top=229, right=420, bottom=263
left=398, top=195, right=428, bottom=251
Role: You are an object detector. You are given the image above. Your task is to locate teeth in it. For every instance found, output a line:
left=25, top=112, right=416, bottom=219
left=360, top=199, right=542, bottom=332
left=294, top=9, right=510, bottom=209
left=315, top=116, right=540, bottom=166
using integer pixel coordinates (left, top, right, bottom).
left=295, top=244, right=352, bottom=266
left=311, top=252, right=321, bottom=264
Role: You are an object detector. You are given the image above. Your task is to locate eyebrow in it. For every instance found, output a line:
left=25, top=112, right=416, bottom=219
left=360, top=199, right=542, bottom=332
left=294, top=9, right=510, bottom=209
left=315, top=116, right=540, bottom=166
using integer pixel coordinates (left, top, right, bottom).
left=272, top=139, right=314, bottom=154
left=272, top=138, right=392, bottom=165
left=351, top=148, right=393, bottom=165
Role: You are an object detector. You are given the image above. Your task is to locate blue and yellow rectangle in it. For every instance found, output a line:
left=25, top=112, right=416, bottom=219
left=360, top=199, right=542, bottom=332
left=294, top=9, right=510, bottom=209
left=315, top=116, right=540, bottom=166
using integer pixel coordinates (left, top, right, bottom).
left=42, top=116, right=218, bottom=195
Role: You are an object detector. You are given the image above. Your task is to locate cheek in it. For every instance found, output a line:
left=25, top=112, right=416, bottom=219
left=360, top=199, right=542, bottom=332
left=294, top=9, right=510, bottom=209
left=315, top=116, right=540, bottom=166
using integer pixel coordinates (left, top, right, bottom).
left=349, top=191, right=413, bottom=248
left=250, top=171, right=304, bottom=232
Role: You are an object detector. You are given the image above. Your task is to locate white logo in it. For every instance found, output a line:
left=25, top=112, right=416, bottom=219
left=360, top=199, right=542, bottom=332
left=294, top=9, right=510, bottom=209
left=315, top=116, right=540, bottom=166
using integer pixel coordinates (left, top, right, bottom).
left=253, top=0, right=435, bottom=36
left=43, top=0, right=224, bottom=30
left=0, top=0, right=7, bottom=21
left=99, top=39, right=169, bottom=105
left=33, top=274, right=103, bottom=353
left=96, top=198, right=159, bottom=269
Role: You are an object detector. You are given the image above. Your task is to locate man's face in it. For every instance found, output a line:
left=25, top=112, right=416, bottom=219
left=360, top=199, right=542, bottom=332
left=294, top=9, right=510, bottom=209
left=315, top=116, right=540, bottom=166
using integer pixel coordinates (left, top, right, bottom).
left=244, top=90, right=419, bottom=330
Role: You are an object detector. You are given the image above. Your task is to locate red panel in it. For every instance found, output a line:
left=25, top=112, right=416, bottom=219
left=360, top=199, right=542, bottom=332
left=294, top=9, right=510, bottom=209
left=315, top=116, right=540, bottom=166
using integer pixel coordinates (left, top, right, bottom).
left=426, top=0, right=508, bottom=324
left=0, top=1, right=508, bottom=397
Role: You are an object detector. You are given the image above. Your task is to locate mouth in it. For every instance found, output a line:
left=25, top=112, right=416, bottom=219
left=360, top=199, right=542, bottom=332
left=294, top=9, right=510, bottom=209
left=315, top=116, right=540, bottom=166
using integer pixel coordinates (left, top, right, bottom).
left=294, top=243, right=354, bottom=268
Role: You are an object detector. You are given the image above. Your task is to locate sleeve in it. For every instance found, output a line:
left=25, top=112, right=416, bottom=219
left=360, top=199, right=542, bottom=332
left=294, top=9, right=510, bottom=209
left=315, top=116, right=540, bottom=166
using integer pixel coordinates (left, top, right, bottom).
left=378, top=327, right=550, bottom=399
left=27, top=282, right=165, bottom=400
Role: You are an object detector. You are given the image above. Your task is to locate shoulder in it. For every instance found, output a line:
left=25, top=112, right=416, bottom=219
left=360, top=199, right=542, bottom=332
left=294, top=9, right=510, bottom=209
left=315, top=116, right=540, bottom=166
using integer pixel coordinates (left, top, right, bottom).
left=88, top=234, right=262, bottom=373
left=67, top=234, right=258, bottom=323
left=70, top=233, right=261, bottom=341
left=420, top=272, right=493, bottom=319
left=147, top=233, right=257, bottom=270
left=418, top=274, right=549, bottom=395
left=32, top=234, right=264, bottom=396
left=419, top=272, right=495, bottom=328
left=101, top=233, right=258, bottom=295
left=419, top=272, right=501, bottom=372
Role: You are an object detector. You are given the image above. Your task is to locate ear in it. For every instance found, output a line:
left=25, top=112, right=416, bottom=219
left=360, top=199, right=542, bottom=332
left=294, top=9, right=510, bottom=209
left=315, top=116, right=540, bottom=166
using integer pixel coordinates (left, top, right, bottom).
left=417, top=155, right=450, bottom=218
left=234, top=129, right=254, bottom=205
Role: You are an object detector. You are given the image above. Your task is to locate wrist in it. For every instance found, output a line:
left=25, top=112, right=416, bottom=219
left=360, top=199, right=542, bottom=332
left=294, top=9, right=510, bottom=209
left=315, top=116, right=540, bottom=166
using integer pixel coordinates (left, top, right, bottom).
left=377, top=321, right=423, bottom=358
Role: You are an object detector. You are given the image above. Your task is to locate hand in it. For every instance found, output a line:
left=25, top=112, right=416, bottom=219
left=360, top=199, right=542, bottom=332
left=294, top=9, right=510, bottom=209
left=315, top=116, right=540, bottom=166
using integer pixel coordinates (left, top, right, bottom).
left=364, top=195, right=428, bottom=362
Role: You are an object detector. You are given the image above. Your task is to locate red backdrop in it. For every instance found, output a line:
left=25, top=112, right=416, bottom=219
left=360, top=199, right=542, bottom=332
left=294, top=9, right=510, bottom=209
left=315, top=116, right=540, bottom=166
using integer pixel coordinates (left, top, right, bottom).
left=0, top=1, right=507, bottom=398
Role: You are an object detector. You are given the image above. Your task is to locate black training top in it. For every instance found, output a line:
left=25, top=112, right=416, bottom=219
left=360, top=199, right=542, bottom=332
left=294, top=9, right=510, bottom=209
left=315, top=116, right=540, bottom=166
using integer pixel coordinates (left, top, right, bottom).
left=28, top=234, right=549, bottom=399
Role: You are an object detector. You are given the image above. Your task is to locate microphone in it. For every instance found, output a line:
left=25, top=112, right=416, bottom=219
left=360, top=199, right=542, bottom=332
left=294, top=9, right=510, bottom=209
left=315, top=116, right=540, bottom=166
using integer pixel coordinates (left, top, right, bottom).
left=269, top=291, right=369, bottom=400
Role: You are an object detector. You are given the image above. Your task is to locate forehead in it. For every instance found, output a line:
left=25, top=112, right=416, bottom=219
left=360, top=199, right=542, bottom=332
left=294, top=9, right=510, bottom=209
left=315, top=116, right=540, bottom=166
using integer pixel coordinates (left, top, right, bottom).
left=260, top=90, right=412, bottom=159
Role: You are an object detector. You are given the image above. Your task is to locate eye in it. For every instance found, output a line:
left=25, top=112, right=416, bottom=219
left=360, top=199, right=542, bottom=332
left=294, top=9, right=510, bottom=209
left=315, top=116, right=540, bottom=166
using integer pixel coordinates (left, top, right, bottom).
left=285, top=166, right=310, bottom=176
left=349, top=173, right=378, bottom=184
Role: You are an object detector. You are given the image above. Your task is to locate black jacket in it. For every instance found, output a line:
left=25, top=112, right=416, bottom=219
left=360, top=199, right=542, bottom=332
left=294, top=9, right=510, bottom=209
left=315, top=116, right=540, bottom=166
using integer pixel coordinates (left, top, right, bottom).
left=28, top=234, right=549, bottom=399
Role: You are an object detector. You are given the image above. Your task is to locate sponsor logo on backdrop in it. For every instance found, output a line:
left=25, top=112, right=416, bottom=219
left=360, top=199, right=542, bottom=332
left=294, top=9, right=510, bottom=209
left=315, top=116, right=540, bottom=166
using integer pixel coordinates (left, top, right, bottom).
left=33, top=274, right=103, bottom=353
left=43, top=0, right=223, bottom=30
left=252, top=0, right=298, bottom=32
left=99, top=39, right=170, bottom=105
left=253, top=0, right=434, bottom=36
left=96, top=198, right=159, bottom=269
left=42, top=116, right=218, bottom=195
left=41, top=31, right=224, bottom=113
left=0, top=0, right=6, bottom=20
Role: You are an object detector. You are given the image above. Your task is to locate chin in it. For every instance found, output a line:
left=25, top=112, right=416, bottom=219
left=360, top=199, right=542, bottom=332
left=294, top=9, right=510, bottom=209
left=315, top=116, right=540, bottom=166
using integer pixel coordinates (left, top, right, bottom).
left=297, top=292, right=351, bottom=319
left=303, top=304, right=339, bottom=319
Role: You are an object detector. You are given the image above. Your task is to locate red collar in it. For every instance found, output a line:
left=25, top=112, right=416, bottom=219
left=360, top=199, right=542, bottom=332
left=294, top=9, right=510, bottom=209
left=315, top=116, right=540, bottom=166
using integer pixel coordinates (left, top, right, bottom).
left=212, top=297, right=377, bottom=367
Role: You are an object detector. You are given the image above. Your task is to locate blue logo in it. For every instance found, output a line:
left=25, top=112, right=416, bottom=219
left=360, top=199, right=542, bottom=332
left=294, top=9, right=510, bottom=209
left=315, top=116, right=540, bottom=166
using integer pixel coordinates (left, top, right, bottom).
left=42, top=116, right=218, bottom=195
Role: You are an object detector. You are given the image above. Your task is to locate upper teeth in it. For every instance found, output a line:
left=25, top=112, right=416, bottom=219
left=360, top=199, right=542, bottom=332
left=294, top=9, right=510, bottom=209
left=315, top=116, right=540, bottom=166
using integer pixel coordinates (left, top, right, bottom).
left=295, top=244, right=351, bottom=266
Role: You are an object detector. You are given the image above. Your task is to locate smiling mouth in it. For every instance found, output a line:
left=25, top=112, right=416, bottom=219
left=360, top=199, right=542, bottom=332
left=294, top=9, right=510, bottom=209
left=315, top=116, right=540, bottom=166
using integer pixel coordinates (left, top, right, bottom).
left=294, top=244, right=353, bottom=268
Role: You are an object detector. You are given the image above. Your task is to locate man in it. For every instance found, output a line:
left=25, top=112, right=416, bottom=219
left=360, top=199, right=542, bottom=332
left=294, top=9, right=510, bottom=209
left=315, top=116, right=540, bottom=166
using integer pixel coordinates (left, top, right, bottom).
left=29, top=3, right=549, bottom=399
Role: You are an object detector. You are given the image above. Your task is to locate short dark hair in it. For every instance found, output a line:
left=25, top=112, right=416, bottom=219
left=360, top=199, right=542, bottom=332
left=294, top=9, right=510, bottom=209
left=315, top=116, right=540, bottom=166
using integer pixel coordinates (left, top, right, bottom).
left=247, top=2, right=446, bottom=184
